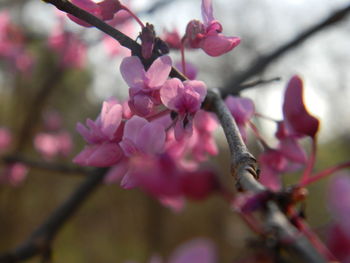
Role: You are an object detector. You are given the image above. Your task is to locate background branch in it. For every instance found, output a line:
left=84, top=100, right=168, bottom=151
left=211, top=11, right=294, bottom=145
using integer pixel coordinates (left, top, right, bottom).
left=222, top=3, right=350, bottom=96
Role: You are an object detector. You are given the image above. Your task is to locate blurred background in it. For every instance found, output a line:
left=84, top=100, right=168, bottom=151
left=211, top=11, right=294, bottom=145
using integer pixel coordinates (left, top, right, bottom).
left=1, top=0, right=350, bottom=262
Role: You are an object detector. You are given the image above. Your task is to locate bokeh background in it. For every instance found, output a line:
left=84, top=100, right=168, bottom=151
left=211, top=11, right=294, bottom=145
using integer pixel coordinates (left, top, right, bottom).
left=1, top=0, right=350, bottom=262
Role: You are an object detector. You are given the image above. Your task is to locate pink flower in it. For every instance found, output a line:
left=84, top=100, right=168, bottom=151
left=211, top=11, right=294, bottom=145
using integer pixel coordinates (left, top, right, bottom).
left=0, top=163, right=28, bottom=186
left=225, top=96, right=255, bottom=142
left=73, top=99, right=124, bottom=167
left=258, top=149, right=288, bottom=191
left=48, top=21, right=87, bottom=69
left=119, top=116, right=166, bottom=157
left=160, top=78, right=207, bottom=140
left=0, top=127, right=12, bottom=152
left=120, top=55, right=172, bottom=116
left=282, top=75, right=319, bottom=139
left=34, top=131, right=72, bottom=160
left=0, top=11, right=34, bottom=73
left=184, top=0, right=240, bottom=56
left=67, top=0, right=122, bottom=27
left=163, top=29, right=182, bottom=50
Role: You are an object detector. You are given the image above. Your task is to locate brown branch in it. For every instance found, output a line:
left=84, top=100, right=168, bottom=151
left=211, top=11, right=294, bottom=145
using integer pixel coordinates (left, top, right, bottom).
left=0, top=168, right=107, bottom=263
left=221, top=4, right=350, bottom=97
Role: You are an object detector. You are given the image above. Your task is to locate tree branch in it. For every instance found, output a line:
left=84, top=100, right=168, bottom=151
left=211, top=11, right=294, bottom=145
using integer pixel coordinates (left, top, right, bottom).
left=221, top=4, right=350, bottom=96
left=0, top=168, right=107, bottom=263
left=1, top=154, right=90, bottom=175
left=204, top=89, right=327, bottom=263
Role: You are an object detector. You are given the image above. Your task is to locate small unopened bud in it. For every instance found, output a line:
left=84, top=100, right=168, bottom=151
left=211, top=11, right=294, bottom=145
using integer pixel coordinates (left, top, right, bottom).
left=140, top=23, right=156, bottom=59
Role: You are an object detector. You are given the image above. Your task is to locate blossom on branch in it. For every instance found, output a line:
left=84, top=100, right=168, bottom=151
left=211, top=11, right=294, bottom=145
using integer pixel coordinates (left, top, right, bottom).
left=120, top=55, right=172, bottom=116
left=184, top=0, right=240, bottom=56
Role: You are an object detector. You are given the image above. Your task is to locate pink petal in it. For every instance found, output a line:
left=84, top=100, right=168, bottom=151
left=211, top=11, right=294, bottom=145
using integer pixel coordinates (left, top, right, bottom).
left=120, top=171, right=139, bottom=189
left=328, top=174, right=350, bottom=238
left=168, top=239, right=217, bottom=263
left=159, top=196, right=185, bottom=213
left=101, top=102, right=122, bottom=140
left=225, top=96, right=255, bottom=125
left=97, top=0, right=121, bottom=21
left=259, top=165, right=281, bottom=192
left=131, top=93, right=155, bottom=116
left=160, top=78, right=183, bottom=111
left=278, top=138, right=307, bottom=164
left=0, top=127, right=12, bottom=152
left=200, top=34, right=240, bottom=57
left=145, top=55, right=172, bottom=89
left=73, top=143, right=123, bottom=167
left=201, top=0, right=215, bottom=26
left=136, top=123, right=166, bottom=155
left=67, top=0, right=101, bottom=27
left=184, top=80, right=207, bottom=103
left=123, top=116, right=148, bottom=143
left=120, top=56, right=146, bottom=89
left=104, top=160, right=128, bottom=184
left=283, top=75, right=319, bottom=138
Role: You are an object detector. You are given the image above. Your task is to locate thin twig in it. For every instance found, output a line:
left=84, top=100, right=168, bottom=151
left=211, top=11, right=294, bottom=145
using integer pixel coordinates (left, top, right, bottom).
left=1, top=155, right=90, bottom=175
left=221, top=4, right=350, bottom=96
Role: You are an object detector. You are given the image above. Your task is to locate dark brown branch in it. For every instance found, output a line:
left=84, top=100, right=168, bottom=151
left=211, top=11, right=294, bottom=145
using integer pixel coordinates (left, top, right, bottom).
left=221, top=4, right=350, bottom=97
left=0, top=168, right=107, bottom=263
left=1, top=155, right=90, bottom=175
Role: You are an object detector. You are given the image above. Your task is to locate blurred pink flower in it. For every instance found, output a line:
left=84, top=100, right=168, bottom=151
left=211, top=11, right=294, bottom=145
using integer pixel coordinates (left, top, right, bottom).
left=48, top=21, right=87, bottom=69
left=184, top=0, right=240, bottom=56
left=34, top=131, right=72, bottom=160
left=225, top=96, right=255, bottom=142
left=0, top=163, right=28, bottom=186
left=0, top=11, right=33, bottom=73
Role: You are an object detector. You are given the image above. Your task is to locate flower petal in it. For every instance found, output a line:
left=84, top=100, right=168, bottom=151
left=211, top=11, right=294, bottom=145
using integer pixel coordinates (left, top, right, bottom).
left=283, top=75, right=319, bottom=138
left=145, top=55, right=172, bottom=89
left=200, top=34, right=240, bottom=57
left=101, top=102, right=123, bottom=140
left=201, top=0, right=215, bottom=26
left=120, top=56, right=146, bottom=89
left=136, top=122, right=166, bottom=155
left=160, top=78, right=183, bottom=111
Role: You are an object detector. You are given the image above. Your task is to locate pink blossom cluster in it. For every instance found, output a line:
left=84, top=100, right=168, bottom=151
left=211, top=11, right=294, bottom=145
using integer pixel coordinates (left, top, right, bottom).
left=74, top=54, right=220, bottom=210
left=0, top=11, right=33, bottom=73
left=34, top=111, right=73, bottom=160
left=0, top=127, right=28, bottom=186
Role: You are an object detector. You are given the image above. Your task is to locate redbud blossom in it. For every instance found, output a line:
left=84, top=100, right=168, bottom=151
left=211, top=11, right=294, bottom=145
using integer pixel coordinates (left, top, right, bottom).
left=67, top=0, right=122, bottom=27
left=184, top=0, right=240, bottom=56
left=34, top=131, right=72, bottom=160
left=160, top=78, right=207, bottom=140
left=0, top=163, right=28, bottom=186
left=282, top=75, right=319, bottom=138
left=225, top=96, right=255, bottom=142
left=73, top=99, right=124, bottom=167
left=48, top=22, right=87, bottom=69
left=120, top=55, right=172, bottom=116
